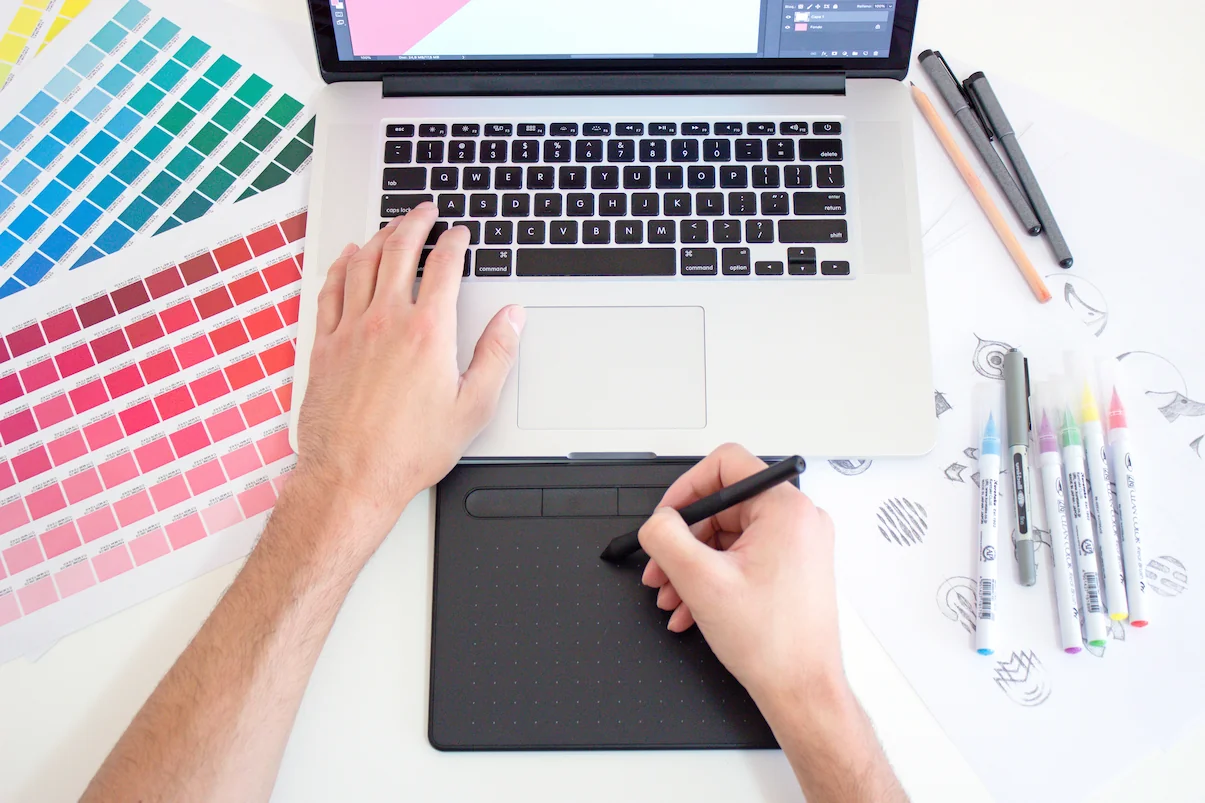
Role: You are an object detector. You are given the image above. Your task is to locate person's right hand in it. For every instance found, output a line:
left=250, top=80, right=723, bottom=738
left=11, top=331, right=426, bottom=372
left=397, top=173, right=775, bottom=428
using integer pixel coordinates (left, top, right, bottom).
left=638, top=444, right=844, bottom=709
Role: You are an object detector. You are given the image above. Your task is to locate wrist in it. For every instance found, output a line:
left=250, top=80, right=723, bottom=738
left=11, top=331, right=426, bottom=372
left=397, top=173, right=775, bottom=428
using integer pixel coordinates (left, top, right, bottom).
left=754, top=665, right=859, bottom=747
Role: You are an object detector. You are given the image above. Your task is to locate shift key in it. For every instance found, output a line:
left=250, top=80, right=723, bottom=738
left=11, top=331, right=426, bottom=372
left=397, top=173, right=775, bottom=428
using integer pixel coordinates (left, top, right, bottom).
left=381, top=193, right=433, bottom=217
left=778, top=219, right=848, bottom=243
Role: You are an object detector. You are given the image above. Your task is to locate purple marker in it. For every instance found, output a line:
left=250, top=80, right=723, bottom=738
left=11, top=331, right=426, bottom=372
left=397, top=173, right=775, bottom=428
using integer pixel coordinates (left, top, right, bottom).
left=1038, top=411, right=1084, bottom=653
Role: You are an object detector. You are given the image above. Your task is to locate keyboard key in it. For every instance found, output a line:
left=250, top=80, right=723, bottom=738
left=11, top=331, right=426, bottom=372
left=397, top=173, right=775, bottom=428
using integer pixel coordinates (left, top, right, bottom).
left=616, top=220, right=643, bottom=243
left=385, top=141, right=413, bottom=163
left=455, top=220, right=481, bottom=244
left=437, top=193, right=466, bottom=217
left=749, top=122, right=775, bottom=135
left=722, top=247, right=752, bottom=275
left=599, top=193, right=626, bottom=216
left=584, top=123, right=611, bottom=136
left=495, top=167, right=522, bottom=189
left=470, top=194, right=498, bottom=217
left=513, top=140, right=539, bottom=162
left=383, top=167, right=426, bottom=191
left=424, top=221, right=450, bottom=246
left=607, top=139, right=636, bottom=162
left=767, top=139, right=795, bottom=161
left=703, top=139, right=731, bottom=162
left=559, top=166, right=587, bottom=189
left=778, top=219, right=849, bottom=243
left=650, top=123, right=677, bottom=135
left=417, top=141, right=444, bottom=163
left=715, top=123, right=743, bottom=135
left=464, top=167, right=491, bottom=189
left=697, top=192, right=724, bottom=216
left=736, top=139, right=763, bottom=161
left=381, top=194, right=433, bottom=217
left=822, top=260, right=851, bottom=276
left=535, top=193, right=562, bottom=216
left=431, top=167, right=458, bottom=190
left=591, top=166, right=619, bottom=189
left=417, top=248, right=471, bottom=278
left=624, top=166, right=652, bottom=189
left=755, top=261, right=784, bottom=275
left=518, top=220, right=546, bottom=244
left=761, top=192, right=789, bottom=215
left=544, top=139, right=571, bottom=162
left=575, top=139, right=604, bottom=162
left=632, top=193, right=659, bottom=216
left=518, top=124, right=546, bottom=136
left=419, top=124, right=447, bottom=137
left=799, top=139, right=843, bottom=161
left=681, top=220, right=708, bottom=244
left=720, top=166, right=748, bottom=188
left=671, top=139, right=700, bottom=162
left=655, top=166, right=684, bottom=189
left=485, top=123, right=513, bottom=137
left=817, top=165, right=844, bottom=188
left=516, top=248, right=676, bottom=277
left=745, top=219, right=774, bottom=243
left=713, top=219, right=741, bottom=243
left=485, top=220, right=513, bottom=244
left=452, top=124, right=480, bottom=137
left=567, top=193, right=595, bottom=216
left=753, top=165, right=780, bottom=188
left=386, top=124, right=415, bottom=138
left=814, top=121, right=842, bottom=135
left=617, top=123, right=644, bottom=136
left=729, top=192, right=757, bottom=215
left=475, top=248, right=513, bottom=276
left=786, top=165, right=813, bottom=188
left=681, top=246, right=718, bottom=275
left=551, top=123, right=578, bottom=136
left=788, top=247, right=818, bottom=275
left=780, top=122, right=808, bottom=135
left=664, top=193, right=692, bottom=216
left=550, top=220, right=578, bottom=244
left=481, top=140, right=507, bottom=163
left=527, top=166, right=555, bottom=189
left=794, top=192, right=846, bottom=215
left=583, top=220, right=610, bottom=244
left=648, top=220, right=676, bottom=243
left=688, top=166, right=716, bottom=188
left=640, top=139, right=668, bottom=162
left=502, top=193, right=530, bottom=217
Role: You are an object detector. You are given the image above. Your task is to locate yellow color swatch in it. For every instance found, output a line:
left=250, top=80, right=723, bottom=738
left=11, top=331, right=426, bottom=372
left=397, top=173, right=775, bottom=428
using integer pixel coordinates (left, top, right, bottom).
left=21, top=0, right=51, bottom=10
left=9, top=6, right=41, bottom=36
left=60, top=0, right=91, bottom=18
left=44, top=14, right=70, bottom=43
left=0, top=63, right=11, bottom=84
left=0, top=33, right=28, bottom=63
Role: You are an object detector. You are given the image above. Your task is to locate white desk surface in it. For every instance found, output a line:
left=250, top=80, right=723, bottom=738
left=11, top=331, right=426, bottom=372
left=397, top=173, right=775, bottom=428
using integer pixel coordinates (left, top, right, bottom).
left=2, top=1, right=1203, bottom=801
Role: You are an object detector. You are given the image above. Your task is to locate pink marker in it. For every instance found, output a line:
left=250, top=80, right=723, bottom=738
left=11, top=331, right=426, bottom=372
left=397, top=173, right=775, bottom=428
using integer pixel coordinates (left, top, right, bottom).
left=1108, top=390, right=1149, bottom=627
left=1037, top=411, right=1084, bottom=653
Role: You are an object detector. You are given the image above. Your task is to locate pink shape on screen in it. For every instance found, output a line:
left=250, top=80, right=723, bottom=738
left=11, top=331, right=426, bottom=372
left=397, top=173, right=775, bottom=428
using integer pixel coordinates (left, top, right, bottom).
left=345, top=0, right=473, bottom=56
left=17, top=575, right=58, bottom=614
left=92, top=545, right=134, bottom=581
left=0, top=592, right=20, bottom=625
left=55, top=560, right=96, bottom=597
left=130, top=529, right=169, bottom=565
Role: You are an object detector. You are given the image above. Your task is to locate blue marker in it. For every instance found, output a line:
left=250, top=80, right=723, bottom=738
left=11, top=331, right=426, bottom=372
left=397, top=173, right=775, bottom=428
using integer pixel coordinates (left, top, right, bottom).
left=976, top=413, right=1002, bottom=655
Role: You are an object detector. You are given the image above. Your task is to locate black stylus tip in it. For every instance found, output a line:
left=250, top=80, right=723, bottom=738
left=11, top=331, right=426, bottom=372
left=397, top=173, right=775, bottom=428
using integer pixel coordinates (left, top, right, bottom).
left=1060, top=257, right=1074, bottom=269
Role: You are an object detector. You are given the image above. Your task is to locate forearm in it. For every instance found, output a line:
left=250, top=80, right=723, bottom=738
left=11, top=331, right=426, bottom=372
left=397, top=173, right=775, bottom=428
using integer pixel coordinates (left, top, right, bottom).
left=759, top=675, right=909, bottom=803
left=82, top=474, right=392, bottom=803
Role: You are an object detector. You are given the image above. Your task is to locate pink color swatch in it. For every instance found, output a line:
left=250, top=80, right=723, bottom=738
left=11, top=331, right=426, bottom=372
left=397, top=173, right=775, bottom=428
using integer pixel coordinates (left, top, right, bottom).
left=150, top=475, right=189, bottom=510
left=33, top=394, right=73, bottom=429
left=166, top=513, right=206, bottom=549
left=17, top=576, right=58, bottom=614
left=99, top=452, right=138, bottom=488
left=41, top=522, right=82, bottom=559
left=3, top=537, right=44, bottom=575
left=92, top=546, right=134, bottom=581
left=0, top=498, right=30, bottom=535
left=345, top=0, right=473, bottom=56
left=83, top=415, right=123, bottom=450
left=185, top=459, right=226, bottom=495
left=134, top=437, right=174, bottom=473
left=48, top=429, right=88, bottom=465
left=12, top=445, right=51, bottom=481
left=221, top=443, right=261, bottom=480
left=201, top=498, right=243, bottom=534
left=114, top=490, right=154, bottom=527
left=63, top=467, right=103, bottom=504
left=256, top=430, right=293, bottom=465
left=130, top=529, right=169, bottom=565
left=26, top=483, right=67, bottom=520
left=78, top=506, right=118, bottom=542
left=54, top=560, right=96, bottom=597
left=0, top=592, right=18, bottom=625
left=237, top=482, right=276, bottom=518
left=204, top=407, right=245, bottom=442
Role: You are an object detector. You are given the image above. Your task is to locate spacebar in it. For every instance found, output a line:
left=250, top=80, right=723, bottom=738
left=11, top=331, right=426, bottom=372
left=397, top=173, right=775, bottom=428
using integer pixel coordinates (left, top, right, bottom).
left=515, top=248, right=677, bottom=277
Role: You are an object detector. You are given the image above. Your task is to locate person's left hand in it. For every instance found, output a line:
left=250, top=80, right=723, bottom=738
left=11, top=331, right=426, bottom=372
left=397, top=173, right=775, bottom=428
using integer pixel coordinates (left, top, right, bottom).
left=294, top=203, right=525, bottom=561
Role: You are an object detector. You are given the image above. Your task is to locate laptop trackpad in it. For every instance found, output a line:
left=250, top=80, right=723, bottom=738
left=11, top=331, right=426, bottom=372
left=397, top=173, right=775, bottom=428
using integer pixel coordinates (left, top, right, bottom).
left=517, top=307, right=707, bottom=431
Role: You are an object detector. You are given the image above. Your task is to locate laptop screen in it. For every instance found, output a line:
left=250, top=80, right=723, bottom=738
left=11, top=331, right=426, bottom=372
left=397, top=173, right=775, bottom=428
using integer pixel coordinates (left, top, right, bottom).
left=329, top=1, right=898, bottom=63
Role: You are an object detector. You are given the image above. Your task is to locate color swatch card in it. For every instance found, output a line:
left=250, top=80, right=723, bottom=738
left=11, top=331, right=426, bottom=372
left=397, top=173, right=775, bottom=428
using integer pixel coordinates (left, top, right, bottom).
left=0, top=184, right=308, bottom=664
left=0, top=0, right=320, bottom=298
left=0, top=0, right=91, bottom=89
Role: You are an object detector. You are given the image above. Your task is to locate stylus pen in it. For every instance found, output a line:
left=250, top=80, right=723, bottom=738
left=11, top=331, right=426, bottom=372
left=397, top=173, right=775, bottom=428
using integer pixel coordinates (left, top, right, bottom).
left=1003, top=349, right=1037, bottom=587
left=964, top=72, right=1074, bottom=268
left=917, top=50, right=1043, bottom=237
left=599, top=456, right=807, bottom=563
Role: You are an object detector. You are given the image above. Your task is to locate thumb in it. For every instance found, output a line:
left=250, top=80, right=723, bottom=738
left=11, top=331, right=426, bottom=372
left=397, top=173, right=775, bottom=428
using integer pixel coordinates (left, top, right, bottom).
left=458, top=305, right=525, bottom=426
left=638, top=508, right=726, bottom=602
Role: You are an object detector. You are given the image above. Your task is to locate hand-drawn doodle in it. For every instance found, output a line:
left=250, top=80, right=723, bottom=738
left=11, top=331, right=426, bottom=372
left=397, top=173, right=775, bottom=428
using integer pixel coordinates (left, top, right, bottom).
left=877, top=498, right=929, bottom=545
left=935, top=391, right=953, bottom=418
left=1116, top=351, right=1205, bottom=424
left=1085, top=619, right=1126, bottom=658
left=944, top=462, right=968, bottom=483
left=1044, top=273, right=1109, bottom=336
left=1145, top=555, right=1188, bottom=598
left=936, top=576, right=978, bottom=634
left=1191, top=435, right=1203, bottom=458
left=964, top=447, right=980, bottom=460
left=973, top=335, right=1014, bottom=380
left=1149, top=392, right=1205, bottom=424
left=993, top=650, right=1052, bottom=706
left=828, top=459, right=873, bottom=476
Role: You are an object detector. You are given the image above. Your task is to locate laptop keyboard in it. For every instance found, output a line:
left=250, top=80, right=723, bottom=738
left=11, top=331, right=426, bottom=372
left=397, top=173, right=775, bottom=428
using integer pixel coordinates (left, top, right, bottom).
left=378, top=120, right=851, bottom=279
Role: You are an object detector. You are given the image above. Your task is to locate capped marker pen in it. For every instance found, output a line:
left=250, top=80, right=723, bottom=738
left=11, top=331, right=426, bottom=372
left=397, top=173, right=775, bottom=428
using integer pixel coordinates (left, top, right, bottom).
left=1003, top=350, right=1036, bottom=586
left=1059, top=408, right=1108, bottom=648
left=1038, top=412, right=1083, bottom=654
left=1108, top=390, right=1149, bottom=627
left=976, top=413, right=1001, bottom=656
left=1080, top=382, right=1127, bottom=620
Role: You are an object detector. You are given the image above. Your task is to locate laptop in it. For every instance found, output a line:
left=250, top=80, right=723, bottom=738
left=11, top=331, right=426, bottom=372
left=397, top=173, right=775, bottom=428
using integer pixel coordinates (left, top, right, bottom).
left=290, top=0, right=935, bottom=459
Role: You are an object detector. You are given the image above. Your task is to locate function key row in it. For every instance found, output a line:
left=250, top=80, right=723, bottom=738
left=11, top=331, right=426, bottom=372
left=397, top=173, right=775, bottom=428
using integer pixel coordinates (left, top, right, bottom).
left=385, top=121, right=842, bottom=139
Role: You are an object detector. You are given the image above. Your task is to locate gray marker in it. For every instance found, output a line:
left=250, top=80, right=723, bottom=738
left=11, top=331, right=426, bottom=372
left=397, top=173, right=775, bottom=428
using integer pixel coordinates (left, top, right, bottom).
left=964, top=72, right=1074, bottom=268
left=1004, top=349, right=1037, bottom=586
left=917, top=50, right=1042, bottom=237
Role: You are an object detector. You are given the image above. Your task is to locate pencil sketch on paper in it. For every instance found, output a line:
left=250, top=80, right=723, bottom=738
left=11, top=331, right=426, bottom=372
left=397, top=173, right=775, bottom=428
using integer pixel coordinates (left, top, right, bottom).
left=1116, top=351, right=1205, bottom=424
left=1085, top=619, right=1126, bottom=658
left=936, top=576, right=978, bottom=634
left=1146, top=555, right=1188, bottom=598
left=828, top=459, right=873, bottom=476
left=964, top=447, right=979, bottom=460
left=877, top=498, right=929, bottom=546
left=993, top=651, right=1052, bottom=707
left=1191, top=435, right=1203, bottom=458
left=935, top=391, right=953, bottom=418
left=973, top=335, right=1014, bottom=380
left=1044, top=273, right=1109, bottom=336
left=944, top=462, right=969, bottom=483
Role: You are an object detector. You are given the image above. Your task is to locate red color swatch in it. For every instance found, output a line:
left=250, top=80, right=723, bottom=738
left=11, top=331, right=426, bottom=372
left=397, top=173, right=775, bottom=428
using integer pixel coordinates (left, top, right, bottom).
left=89, top=329, right=131, bottom=363
left=194, top=286, right=234, bottom=319
left=166, top=513, right=206, bottom=548
left=12, top=445, right=51, bottom=481
left=41, top=522, right=81, bottom=559
left=247, top=224, right=286, bottom=255
left=277, top=296, right=299, bottom=325
left=229, top=272, right=268, bottom=304
left=189, top=370, right=230, bottom=406
left=169, top=422, right=209, bottom=457
left=68, top=379, right=108, bottom=414
left=62, top=467, right=101, bottom=503
left=7, top=323, right=45, bottom=357
left=174, top=335, right=213, bottom=369
left=180, top=253, right=218, bottom=285
left=262, top=257, right=300, bottom=290
left=77, top=295, right=117, bottom=327
left=214, top=239, right=252, bottom=270
left=104, top=364, right=143, bottom=399
left=110, top=281, right=151, bottom=313
left=119, top=400, right=159, bottom=435
left=138, top=349, right=179, bottom=384
left=1, top=408, right=37, bottom=444
left=226, top=355, right=265, bottom=390
left=48, top=429, right=87, bottom=465
left=145, top=266, right=184, bottom=299
left=240, top=392, right=280, bottom=426
left=160, top=300, right=199, bottom=333
left=42, top=310, right=82, bottom=342
left=280, top=212, right=307, bottom=242
left=19, top=359, right=59, bottom=393
left=259, top=341, right=295, bottom=376
left=55, top=343, right=95, bottom=377
left=33, top=393, right=73, bottom=428
left=83, top=415, right=123, bottom=450
left=0, top=373, right=20, bottom=405
left=98, top=452, right=138, bottom=488
left=125, top=315, right=165, bottom=348
left=154, top=386, right=194, bottom=420
left=209, top=320, right=249, bottom=354
left=243, top=307, right=283, bottom=339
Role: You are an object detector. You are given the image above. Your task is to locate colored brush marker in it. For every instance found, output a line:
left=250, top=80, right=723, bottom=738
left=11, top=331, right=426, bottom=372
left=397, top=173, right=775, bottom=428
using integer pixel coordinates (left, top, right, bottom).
left=976, top=413, right=1001, bottom=655
left=1080, top=383, right=1128, bottom=620
left=1038, top=412, right=1083, bottom=654
left=1108, top=390, right=1149, bottom=627
left=1059, top=408, right=1108, bottom=648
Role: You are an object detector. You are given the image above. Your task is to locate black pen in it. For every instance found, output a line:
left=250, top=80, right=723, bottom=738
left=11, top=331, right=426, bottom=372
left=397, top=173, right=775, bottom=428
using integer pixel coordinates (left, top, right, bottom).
left=599, top=456, right=807, bottom=563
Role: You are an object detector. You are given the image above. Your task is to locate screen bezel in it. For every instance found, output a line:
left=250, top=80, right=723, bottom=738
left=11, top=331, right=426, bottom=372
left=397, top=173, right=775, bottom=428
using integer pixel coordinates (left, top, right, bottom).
left=306, top=1, right=919, bottom=83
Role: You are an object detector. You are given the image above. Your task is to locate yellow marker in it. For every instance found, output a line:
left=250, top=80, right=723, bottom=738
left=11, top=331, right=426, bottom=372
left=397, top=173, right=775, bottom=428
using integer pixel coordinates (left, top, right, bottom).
left=1078, top=379, right=1128, bottom=619
left=1080, top=382, right=1101, bottom=423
